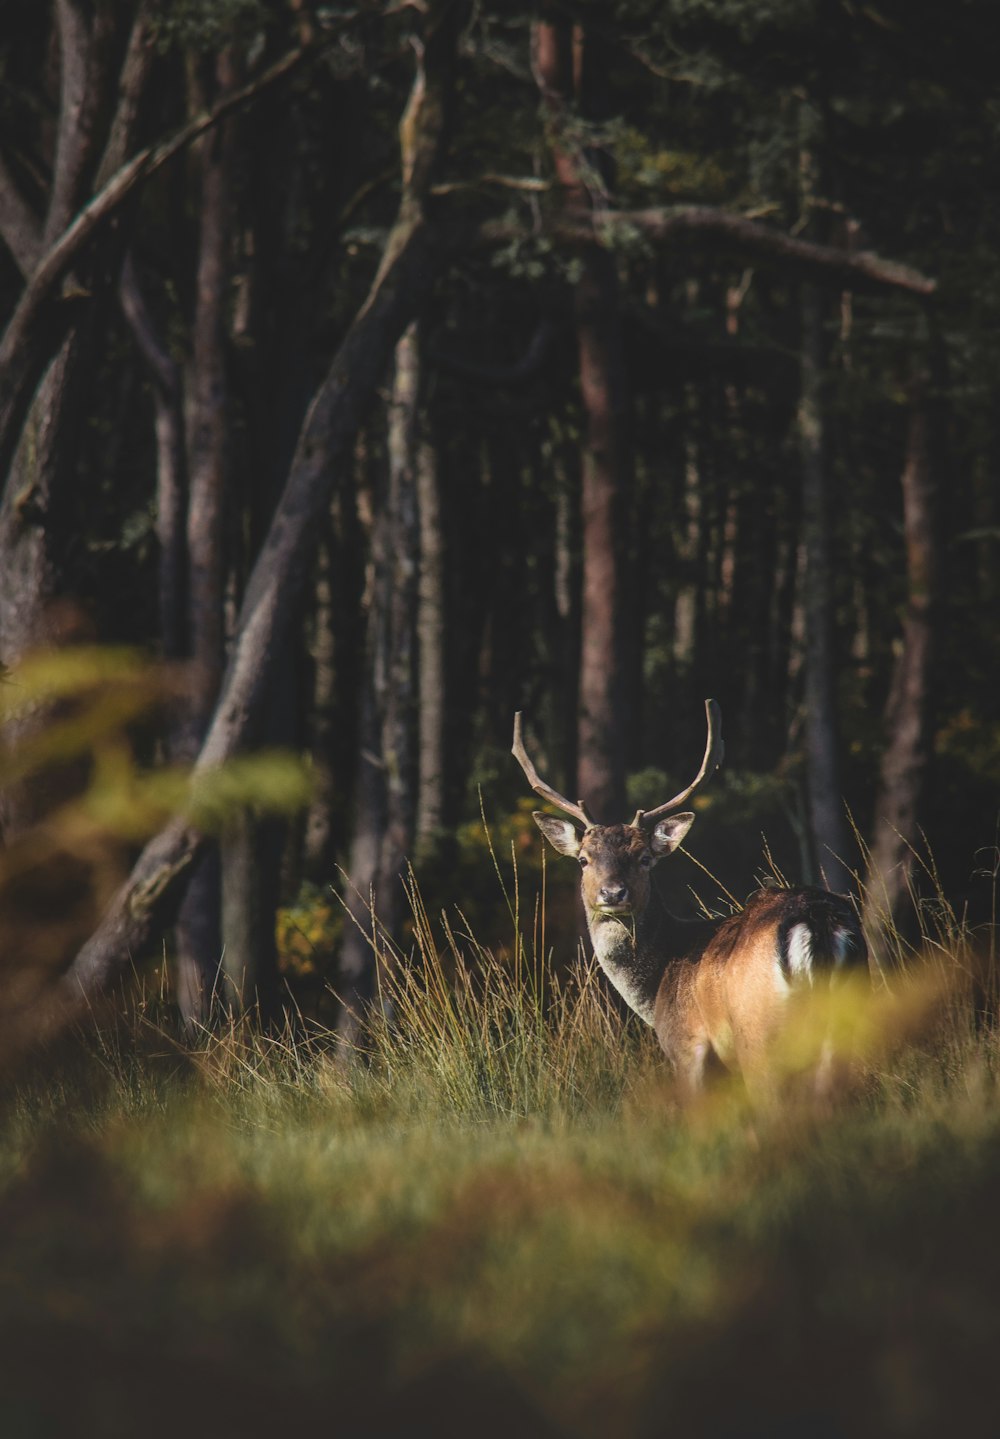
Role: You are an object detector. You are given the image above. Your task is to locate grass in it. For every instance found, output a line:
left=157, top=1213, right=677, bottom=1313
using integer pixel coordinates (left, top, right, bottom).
left=2, top=855, right=1000, bottom=1438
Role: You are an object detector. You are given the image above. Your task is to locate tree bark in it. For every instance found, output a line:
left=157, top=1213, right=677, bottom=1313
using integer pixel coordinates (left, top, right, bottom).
left=416, top=425, right=445, bottom=850
left=797, top=102, right=853, bottom=894
left=338, top=323, right=421, bottom=1043
left=0, top=3, right=153, bottom=841
left=60, top=9, right=457, bottom=1008
left=118, top=253, right=187, bottom=665
left=865, top=386, right=938, bottom=953
left=172, top=49, right=239, bottom=1029
left=0, top=43, right=310, bottom=485
left=533, top=15, right=630, bottom=822
left=799, top=280, right=852, bottom=892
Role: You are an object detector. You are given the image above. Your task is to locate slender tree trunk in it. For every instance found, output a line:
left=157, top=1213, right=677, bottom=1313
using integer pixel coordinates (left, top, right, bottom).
left=302, top=528, right=338, bottom=879
left=338, top=325, right=420, bottom=1043
left=173, top=50, right=238, bottom=1029
left=865, top=386, right=938, bottom=954
left=0, top=1, right=137, bottom=840
left=533, top=15, right=630, bottom=821
left=799, top=280, right=851, bottom=892
left=119, top=253, right=188, bottom=666
left=797, top=100, right=853, bottom=894
left=416, top=425, right=446, bottom=851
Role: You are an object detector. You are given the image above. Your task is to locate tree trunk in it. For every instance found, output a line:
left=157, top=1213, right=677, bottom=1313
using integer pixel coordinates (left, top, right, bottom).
left=799, top=280, right=851, bottom=892
left=338, top=324, right=421, bottom=1043
left=533, top=16, right=630, bottom=821
left=416, top=425, right=446, bottom=851
left=865, top=386, right=938, bottom=955
left=0, top=2, right=146, bottom=839
left=797, top=100, right=853, bottom=894
left=119, top=253, right=188, bottom=667
left=172, top=50, right=238, bottom=1029
left=61, top=9, right=456, bottom=1012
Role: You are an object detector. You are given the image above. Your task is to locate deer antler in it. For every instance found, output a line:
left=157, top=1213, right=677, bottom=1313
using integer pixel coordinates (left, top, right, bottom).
left=512, top=712, right=595, bottom=829
left=632, top=698, right=724, bottom=828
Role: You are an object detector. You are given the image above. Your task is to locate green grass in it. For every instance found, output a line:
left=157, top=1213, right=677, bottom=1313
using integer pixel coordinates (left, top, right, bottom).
left=3, top=867, right=1000, bottom=1438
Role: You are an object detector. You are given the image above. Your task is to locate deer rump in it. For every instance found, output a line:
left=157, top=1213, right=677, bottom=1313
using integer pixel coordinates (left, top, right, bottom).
left=656, top=886, right=868, bottom=1096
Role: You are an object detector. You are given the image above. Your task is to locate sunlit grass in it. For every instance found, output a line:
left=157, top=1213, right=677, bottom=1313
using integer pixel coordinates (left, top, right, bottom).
left=2, top=679, right=999, bottom=1436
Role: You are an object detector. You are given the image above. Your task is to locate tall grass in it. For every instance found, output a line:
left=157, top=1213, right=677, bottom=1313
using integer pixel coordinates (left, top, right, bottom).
left=2, top=838, right=1000, bottom=1437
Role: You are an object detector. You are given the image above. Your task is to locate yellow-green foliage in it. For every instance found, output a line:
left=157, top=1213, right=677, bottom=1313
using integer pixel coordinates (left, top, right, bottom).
left=275, top=881, right=343, bottom=979
left=615, top=125, right=733, bottom=201
left=0, top=646, right=311, bottom=990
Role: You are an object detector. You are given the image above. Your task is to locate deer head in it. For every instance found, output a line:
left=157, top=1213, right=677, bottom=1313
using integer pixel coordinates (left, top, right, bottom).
left=512, top=701, right=723, bottom=922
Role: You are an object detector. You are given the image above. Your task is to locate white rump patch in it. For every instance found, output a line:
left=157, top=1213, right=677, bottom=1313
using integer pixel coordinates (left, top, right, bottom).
left=831, top=925, right=855, bottom=968
left=785, top=924, right=814, bottom=985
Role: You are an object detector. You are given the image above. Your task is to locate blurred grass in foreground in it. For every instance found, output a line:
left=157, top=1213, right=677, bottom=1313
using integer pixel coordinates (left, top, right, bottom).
left=2, top=858, right=999, bottom=1439
left=3, top=647, right=1000, bottom=1437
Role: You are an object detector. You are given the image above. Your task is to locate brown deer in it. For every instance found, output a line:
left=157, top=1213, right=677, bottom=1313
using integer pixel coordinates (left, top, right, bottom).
left=513, top=701, right=869, bottom=1099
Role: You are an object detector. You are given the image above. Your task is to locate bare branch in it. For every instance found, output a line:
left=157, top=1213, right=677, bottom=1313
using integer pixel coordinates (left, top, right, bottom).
left=95, top=0, right=158, bottom=188
left=430, top=173, right=550, bottom=196
left=569, top=206, right=937, bottom=297
left=45, top=0, right=120, bottom=246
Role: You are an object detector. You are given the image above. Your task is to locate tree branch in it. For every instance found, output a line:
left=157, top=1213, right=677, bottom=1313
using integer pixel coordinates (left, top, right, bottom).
left=562, top=205, right=937, bottom=297
left=45, top=0, right=120, bottom=247
left=95, top=0, right=158, bottom=188
left=0, top=43, right=313, bottom=488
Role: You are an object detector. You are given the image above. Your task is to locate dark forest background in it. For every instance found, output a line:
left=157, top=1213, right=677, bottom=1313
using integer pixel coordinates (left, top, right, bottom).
left=1, top=0, right=998, bottom=1036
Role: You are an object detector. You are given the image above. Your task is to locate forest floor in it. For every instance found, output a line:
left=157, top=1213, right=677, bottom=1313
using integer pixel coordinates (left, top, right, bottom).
left=2, top=918, right=1000, bottom=1439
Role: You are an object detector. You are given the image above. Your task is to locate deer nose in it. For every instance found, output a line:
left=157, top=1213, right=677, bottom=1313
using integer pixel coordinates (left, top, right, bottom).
left=598, top=883, right=629, bottom=908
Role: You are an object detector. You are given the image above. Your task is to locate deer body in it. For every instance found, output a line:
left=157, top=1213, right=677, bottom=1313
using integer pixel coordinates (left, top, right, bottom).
left=515, top=704, right=868, bottom=1098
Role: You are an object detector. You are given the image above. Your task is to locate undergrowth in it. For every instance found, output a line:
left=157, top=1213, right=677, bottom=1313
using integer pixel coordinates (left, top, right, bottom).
left=1, top=843, right=999, bottom=1439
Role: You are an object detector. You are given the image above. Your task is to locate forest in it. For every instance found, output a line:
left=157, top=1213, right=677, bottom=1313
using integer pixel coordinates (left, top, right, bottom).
left=2, top=4, right=1000, bottom=1433
left=1, top=0, right=998, bottom=1032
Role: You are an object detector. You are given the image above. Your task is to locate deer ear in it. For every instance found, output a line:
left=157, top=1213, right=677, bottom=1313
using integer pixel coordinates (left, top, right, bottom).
left=649, top=812, right=695, bottom=857
left=533, top=812, right=583, bottom=857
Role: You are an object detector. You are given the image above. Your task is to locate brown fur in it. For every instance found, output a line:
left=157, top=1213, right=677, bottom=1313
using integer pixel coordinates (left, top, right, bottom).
left=534, top=815, right=869, bottom=1099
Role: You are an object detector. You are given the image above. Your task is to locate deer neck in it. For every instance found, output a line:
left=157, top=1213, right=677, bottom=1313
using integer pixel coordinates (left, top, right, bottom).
left=586, top=905, right=666, bottom=1026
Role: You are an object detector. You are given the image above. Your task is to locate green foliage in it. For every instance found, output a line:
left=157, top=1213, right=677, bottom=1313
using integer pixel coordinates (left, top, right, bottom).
left=275, top=879, right=342, bottom=979
left=0, top=647, right=311, bottom=985
left=151, top=0, right=273, bottom=53
left=614, top=126, right=732, bottom=202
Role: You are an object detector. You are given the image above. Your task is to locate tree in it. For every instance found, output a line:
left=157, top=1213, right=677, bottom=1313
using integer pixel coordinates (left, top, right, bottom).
left=7, top=1, right=996, bottom=1044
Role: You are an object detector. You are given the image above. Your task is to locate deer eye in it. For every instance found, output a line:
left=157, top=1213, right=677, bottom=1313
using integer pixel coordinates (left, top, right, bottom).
left=578, top=855, right=590, bottom=869
left=639, top=853, right=653, bottom=869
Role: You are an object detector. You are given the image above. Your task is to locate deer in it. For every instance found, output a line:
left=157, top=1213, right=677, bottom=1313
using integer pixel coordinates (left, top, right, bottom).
left=513, top=701, right=869, bottom=1100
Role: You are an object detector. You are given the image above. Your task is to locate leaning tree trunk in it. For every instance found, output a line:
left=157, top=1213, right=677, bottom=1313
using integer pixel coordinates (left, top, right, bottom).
left=533, top=14, right=630, bottom=822
left=865, top=384, right=938, bottom=958
left=58, top=6, right=458, bottom=1030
